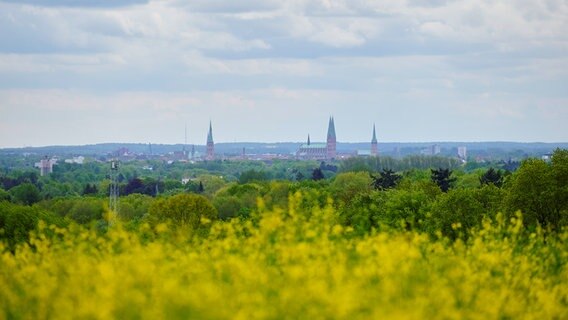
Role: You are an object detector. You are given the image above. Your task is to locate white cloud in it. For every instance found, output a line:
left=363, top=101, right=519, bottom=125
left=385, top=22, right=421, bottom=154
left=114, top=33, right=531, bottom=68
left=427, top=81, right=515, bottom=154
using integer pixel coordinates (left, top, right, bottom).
left=0, top=0, right=567, bottom=145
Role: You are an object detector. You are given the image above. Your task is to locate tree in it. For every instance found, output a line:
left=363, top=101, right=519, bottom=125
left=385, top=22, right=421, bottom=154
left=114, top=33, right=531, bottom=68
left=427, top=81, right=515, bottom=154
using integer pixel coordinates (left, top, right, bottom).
left=428, top=186, right=504, bottom=240
left=198, top=181, right=205, bottom=193
left=330, top=172, right=372, bottom=205
left=506, top=149, right=568, bottom=229
left=10, top=183, right=41, bottom=205
left=479, top=167, right=503, bottom=188
left=370, top=169, right=401, bottom=190
left=124, top=178, right=146, bottom=196
left=431, top=168, right=456, bottom=193
left=0, top=188, right=10, bottom=202
left=68, top=198, right=105, bottom=224
left=148, top=193, right=217, bottom=229
left=239, top=169, right=269, bottom=184
left=213, top=196, right=242, bottom=220
left=0, top=202, right=64, bottom=249
left=82, top=183, right=98, bottom=195
left=311, top=168, right=325, bottom=181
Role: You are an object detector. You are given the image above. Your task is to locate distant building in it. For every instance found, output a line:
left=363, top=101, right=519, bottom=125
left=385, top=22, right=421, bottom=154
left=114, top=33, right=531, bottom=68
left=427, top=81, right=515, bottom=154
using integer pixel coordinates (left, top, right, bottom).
left=296, top=117, right=337, bottom=160
left=64, top=156, right=85, bottom=164
left=458, top=146, right=467, bottom=160
left=37, top=156, right=55, bottom=176
left=371, top=124, right=378, bottom=156
left=542, top=153, right=553, bottom=162
left=206, top=121, right=215, bottom=160
left=421, top=144, right=441, bottom=156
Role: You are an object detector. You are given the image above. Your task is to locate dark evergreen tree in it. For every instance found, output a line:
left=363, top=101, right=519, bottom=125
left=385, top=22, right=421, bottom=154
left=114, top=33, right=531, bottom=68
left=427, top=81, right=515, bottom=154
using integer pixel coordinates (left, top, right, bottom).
left=431, top=168, right=456, bottom=193
left=370, top=169, right=402, bottom=190
left=124, top=178, right=146, bottom=195
left=82, top=183, right=98, bottom=195
left=198, top=181, right=205, bottom=193
left=312, top=168, right=325, bottom=181
left=479, top=167, right=503, bottom=187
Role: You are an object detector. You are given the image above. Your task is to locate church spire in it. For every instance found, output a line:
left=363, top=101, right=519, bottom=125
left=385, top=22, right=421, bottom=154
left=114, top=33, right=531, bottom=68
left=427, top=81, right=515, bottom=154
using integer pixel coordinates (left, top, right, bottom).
left=327, top=116, right=336, bottom=140
left=207, top=121, right=213, bottom=144
left=372, top=123, right=377, bottom=144
left=326, top=116, right=337, bottom=159
left=307, top=134, right=311, bottom=145
left=206, top=121, right=214, bottom=160
left=371, top=123, right=378, bottom=156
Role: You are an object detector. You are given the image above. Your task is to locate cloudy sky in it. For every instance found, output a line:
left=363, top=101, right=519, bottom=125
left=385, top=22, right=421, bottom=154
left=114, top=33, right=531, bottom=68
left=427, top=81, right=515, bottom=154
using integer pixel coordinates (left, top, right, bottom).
left=0, top=0, right=567, bottom=147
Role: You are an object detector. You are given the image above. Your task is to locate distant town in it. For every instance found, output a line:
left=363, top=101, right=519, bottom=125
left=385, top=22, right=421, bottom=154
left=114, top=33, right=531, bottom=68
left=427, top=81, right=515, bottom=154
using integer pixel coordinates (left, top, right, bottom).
left=1, top=117, right=566, bottom=177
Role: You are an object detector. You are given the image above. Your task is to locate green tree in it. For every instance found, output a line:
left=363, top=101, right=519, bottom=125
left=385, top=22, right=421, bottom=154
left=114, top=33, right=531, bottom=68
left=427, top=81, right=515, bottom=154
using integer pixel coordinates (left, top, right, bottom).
left=0, top=188, right=10, bottom=202
left=428, top=186, right=504, bottom=239
left=330, top=172, right=372, bottom=205
left=0, top=202, right=65, bottom=249
left=148, top=194, right=217, bottom=229
left=213, top=196, right=242, bottom=220
left=68, top=198, right=105, bottom=224
left=239, top=169, right=269, bottom=184
left=10, top=183, right=41, bottom=205
left=506, top=149, right=568, bottom=229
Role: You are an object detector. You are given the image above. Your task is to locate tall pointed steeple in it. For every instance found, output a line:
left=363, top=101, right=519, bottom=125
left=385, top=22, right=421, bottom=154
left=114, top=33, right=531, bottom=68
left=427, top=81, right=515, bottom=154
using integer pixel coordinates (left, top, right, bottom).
left=207, top=121, right=213, bottom=144
left=326, top=116, right=337, bottom=159
left=206, top=121, right=214, bottom=160
left=327, top=116, right=336, bottom=140
left=371, top=123, right=378, bottom=156
left=372, top=124, right=377, bottom=143
left=307, top=134, right=311, bottom=145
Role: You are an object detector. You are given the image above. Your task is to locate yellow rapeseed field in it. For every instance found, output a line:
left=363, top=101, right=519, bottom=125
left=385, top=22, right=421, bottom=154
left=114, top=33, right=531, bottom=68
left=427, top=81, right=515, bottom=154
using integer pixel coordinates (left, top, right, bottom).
left=1, top=194, right=567, bottom=319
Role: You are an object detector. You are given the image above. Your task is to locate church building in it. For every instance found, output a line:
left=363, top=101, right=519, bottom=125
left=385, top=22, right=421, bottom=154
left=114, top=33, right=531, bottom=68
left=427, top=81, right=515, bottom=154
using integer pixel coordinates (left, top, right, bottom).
left=296, top=117, right=337, bottom=160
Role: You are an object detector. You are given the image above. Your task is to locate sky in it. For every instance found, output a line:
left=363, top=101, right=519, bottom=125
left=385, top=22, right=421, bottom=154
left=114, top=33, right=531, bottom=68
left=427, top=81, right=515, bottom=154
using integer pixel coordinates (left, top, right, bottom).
left=0, top=0, right=567, bottom=147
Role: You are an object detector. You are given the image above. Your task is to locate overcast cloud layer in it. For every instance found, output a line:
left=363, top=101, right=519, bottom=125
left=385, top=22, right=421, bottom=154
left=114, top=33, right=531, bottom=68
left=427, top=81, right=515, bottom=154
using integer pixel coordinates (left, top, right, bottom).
left=0, top=0, right=567, bottom=147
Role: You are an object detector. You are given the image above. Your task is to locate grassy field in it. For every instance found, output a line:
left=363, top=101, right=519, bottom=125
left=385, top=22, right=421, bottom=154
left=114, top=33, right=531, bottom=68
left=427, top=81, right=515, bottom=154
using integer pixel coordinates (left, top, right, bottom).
left=1, top=196, right=567, bottom=319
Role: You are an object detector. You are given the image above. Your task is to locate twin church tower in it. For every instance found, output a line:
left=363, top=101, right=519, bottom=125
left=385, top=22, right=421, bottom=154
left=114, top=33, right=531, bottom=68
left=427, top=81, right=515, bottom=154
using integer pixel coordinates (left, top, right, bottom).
left=204, top=117, right=378, bottom=161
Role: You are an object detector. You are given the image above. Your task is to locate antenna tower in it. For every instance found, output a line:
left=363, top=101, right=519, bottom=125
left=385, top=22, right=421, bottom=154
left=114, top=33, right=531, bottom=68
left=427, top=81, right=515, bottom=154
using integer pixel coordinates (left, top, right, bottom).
left=109, top=159, right=120, bottom=220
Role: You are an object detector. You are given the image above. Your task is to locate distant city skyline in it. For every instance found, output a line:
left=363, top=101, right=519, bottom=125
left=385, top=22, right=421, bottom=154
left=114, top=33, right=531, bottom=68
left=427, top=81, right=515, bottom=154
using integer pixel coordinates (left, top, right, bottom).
left=0, top=1, right=567, bottom=147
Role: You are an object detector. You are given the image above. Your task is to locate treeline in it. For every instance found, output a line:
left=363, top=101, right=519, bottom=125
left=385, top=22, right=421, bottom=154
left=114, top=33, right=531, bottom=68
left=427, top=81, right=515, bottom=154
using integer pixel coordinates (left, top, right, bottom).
left=1, top=150, right=567, bottom=248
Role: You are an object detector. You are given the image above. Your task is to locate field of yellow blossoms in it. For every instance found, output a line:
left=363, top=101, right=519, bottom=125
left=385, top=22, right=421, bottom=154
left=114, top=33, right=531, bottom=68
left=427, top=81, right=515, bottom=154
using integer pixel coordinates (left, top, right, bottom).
left=1, top=196, right=567, bottom=319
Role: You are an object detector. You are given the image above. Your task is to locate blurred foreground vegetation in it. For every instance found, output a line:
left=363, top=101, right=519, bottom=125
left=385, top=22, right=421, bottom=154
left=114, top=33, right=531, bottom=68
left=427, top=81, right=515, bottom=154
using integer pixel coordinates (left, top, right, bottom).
left=1, top=150, right=567, bottom=318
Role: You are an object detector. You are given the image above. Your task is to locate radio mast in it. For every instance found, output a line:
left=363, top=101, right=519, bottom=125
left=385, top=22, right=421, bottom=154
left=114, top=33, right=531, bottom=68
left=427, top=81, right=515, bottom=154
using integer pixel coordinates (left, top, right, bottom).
left=109, top=159, right=120, bottom=221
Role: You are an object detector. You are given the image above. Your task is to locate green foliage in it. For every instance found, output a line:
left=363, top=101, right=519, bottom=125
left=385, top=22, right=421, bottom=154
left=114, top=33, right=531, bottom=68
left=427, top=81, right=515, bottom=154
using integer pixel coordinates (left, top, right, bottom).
left=340, top=180, right=441, bottom=234
left=37, top=197, right=106, bottom=224
left=428, top=186, right=505, bottom=240
left=198, top=175, right=226, bottom=197
left=119, top=194, right=154, bottom=221
left=330, top=172, right=372, bottom=205
left=506, top=149, right=568, bottom=229
left=239, top=169, right=270, bottom=184
left=340, top=155, right=461, bottom=173
left=10, top=183, right=41, bottom=205
left=82, top=183, right=98, bottom=195
left=213, top=196, right=242, bottom=220
left=68, top=198, right=106, bottom=224
left=0, top=188, right=10, bottom=202
left=148, top=194, right=217, bottom=229
left=0, top=202, right=65, bottom=249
